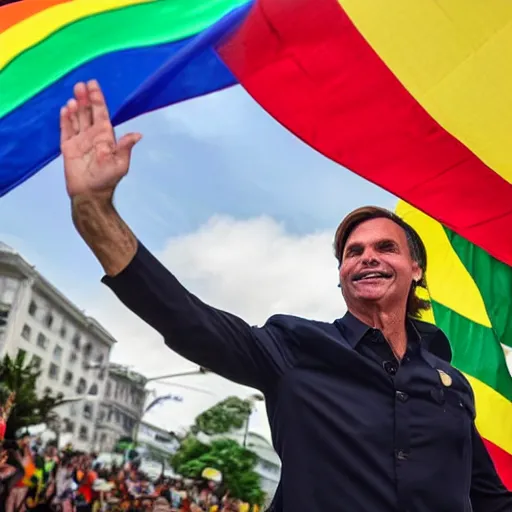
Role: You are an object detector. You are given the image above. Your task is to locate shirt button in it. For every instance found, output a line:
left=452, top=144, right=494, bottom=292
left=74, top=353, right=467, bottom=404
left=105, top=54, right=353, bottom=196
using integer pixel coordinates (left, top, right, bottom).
left=383, top=361, right=398, bottom=375
left=396, top=391, right=408, bottom=402
left=396, top=450, right=409, bottom=461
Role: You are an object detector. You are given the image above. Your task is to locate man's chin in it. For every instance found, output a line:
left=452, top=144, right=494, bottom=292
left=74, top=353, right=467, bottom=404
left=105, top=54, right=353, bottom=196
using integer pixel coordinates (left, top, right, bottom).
left=352, top=286, right=390, bottom=302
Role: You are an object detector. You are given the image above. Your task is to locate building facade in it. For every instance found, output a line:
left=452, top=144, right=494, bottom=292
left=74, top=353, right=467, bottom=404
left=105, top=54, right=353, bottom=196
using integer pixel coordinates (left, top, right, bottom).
left=0, top=243, right=116, bottom=452
left=243, top=432, right=281, bottom=501
left=95, top=363, right=148, bottom=453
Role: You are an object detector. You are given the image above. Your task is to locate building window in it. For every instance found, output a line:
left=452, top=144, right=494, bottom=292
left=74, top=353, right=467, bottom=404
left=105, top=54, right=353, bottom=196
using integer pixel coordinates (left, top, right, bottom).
left=98, top=409, right=106, bottom=422
left=36, top=333, right=48, bottom=349
left=63, top=420, right=75, bottom=433
left=48, top=363, right=59, bottom=380
left=31, top=355, right=42, bottom=369
left=0, top=308, right=9, bottom=328
left=53, top=345, right=63, bottom=362
left=96, top=353, right=104, bottom=365
left=72, top=333, right=81, bottom=350
left=21, top=324, right=31, bottom=341
left=76, top=378, right=87, bottom=394
left=69, top=352, right=77, bottom=364
left=98, top=368, right=106, bottom=381
left=89, top=384, right=98, bottom=396
left=59, top=325, right=67, bottom=339
left=44, top=313, right=53, bottom=329
left=83, top=403, right=93, bottom=420
left=78, top=425, right=88, bottom=441
left=1, top=277, right=18, bottom=305
left=63, top=371, right=73, bottom=387
left=105, top=381, right=111, bottom=398
left=28, top=301, right=37, bottom=317
left=83, top=342, right=92, bottom=359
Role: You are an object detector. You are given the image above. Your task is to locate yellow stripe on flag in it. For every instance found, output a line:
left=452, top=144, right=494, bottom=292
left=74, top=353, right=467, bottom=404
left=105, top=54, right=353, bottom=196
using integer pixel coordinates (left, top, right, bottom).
left=0, top=0, right=151, bottom=72
left=339, top=0, right=512, bottom=184
left=396, top=202, right=491, bottom=328
left=465, top=373, right=512, bottom=456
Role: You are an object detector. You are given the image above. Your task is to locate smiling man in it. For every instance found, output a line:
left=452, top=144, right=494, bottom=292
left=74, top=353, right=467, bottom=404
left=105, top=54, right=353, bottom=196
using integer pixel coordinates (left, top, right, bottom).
left=60, top=81, right=512, bottom=512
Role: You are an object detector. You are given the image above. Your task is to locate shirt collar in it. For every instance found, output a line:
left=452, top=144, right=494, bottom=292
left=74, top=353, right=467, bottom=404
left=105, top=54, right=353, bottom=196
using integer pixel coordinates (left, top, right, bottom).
left=336, top=311, right=451, bottom=362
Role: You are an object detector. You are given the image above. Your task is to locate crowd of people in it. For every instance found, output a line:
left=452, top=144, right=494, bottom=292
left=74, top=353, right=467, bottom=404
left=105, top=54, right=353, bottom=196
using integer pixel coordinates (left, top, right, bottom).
left=0, top=433, right=260, bottom=512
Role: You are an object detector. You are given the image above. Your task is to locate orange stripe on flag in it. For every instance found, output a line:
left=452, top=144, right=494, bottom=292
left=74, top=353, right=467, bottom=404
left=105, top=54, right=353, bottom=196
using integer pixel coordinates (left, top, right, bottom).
left=0, top=0, right=70, bottom=33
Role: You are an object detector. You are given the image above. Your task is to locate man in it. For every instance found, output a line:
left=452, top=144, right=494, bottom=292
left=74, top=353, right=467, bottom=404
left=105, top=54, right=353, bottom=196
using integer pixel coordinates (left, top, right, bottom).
left=59, top=81, right=512, bottom=511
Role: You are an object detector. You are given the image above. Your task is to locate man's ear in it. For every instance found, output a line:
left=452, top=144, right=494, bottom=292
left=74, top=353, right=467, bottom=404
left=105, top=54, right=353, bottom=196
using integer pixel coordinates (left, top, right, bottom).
left=412, top=261, right=423, bottom=284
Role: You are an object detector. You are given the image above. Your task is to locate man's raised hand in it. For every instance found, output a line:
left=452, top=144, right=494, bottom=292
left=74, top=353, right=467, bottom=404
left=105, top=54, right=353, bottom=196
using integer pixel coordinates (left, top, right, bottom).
left=61, top=81, right=140, bottom=276
left=60, top=80, right=142, bottom=199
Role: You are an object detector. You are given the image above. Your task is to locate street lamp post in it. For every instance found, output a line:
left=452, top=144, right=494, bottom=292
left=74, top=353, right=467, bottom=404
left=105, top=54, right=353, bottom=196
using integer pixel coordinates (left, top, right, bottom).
left=131, top=367, right=210, bottom=447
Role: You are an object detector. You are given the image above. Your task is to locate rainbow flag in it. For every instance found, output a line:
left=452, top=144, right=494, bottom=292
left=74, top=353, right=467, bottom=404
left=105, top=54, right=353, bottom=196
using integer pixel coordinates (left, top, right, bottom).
left=1, top=0, right=511, bottom=485
left=397, top=201, right=512, bottom=489
left=1, top=0, right=512, bottom=270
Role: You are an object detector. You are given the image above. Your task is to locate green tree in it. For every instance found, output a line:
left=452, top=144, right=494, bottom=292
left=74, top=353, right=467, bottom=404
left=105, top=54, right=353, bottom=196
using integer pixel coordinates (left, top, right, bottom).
left=0, top=352, right=66, bottom=439
left=172, top=438, right=264, bottom=506
left=194, top=396, right=252, bottom=435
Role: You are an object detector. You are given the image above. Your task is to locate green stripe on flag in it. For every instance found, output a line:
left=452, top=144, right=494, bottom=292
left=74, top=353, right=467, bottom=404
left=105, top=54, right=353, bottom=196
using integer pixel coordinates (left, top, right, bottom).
left=443, top=227, right=512, bottom=349
left=431, top=299, right=512, bottom=401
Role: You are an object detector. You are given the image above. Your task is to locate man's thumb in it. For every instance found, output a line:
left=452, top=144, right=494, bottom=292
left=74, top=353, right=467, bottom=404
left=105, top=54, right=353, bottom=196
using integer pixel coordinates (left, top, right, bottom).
left=117, top=132, right=142, bottom=157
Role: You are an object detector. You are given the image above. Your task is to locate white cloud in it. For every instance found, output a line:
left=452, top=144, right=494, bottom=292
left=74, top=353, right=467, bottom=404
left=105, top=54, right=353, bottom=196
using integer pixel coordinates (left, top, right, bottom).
left=87, top=215, right=344, bottom=439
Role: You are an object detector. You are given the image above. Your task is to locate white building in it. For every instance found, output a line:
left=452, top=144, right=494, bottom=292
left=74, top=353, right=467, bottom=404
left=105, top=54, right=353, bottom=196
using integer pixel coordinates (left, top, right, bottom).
left=244, top=432, right=281, bottom=501
left=95, top=363, right=148, bottom=452
left=0, top=243, right=116, bottom=451
left=137, top=421, right=180, bottom=458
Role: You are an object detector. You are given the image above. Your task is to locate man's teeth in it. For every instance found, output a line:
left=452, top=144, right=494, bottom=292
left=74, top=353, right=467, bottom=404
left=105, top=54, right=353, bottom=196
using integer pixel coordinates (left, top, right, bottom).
left=357, top=272, right=388, bottom=281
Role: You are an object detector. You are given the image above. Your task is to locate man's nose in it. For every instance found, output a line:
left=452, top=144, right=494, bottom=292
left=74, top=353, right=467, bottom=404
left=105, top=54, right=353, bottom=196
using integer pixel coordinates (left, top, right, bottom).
left=361, top=250, right=379, bottom=266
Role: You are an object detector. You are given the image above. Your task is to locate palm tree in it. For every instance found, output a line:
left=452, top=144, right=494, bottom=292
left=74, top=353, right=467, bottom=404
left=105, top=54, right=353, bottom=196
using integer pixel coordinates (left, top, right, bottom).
left=0, top=351, right=66, bottom=439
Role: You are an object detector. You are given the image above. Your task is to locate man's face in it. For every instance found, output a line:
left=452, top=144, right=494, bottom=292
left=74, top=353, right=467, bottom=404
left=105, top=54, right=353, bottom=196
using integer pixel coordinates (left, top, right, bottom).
left=339, top=218, right=421, bottom=309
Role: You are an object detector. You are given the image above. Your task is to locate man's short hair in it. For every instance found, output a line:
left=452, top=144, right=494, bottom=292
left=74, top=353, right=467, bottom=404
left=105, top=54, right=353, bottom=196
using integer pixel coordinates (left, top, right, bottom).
left=334, top=206, right=430, bottom=318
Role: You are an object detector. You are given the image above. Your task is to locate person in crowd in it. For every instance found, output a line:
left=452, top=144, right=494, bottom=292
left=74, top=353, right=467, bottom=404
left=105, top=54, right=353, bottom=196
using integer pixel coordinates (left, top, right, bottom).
left=5, top=432, right=34, bottom=512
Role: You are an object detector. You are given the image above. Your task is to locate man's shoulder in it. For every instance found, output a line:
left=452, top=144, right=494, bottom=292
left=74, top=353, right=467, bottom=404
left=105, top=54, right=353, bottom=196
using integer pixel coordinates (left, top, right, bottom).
left=260, top=314, right=340, bottom=344
left=411, top=317, right=453, bottom=363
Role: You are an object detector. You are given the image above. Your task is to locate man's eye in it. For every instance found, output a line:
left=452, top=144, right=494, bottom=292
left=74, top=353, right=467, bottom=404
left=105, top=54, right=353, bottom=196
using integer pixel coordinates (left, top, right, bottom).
left=379, top=243, right=397, bottom=252
left=346, top=248, right=361, bottom=257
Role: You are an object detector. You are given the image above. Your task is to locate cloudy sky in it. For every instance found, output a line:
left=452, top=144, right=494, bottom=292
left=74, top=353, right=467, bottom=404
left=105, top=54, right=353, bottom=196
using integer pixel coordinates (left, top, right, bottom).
left=0, top=85, right=508, bottom=440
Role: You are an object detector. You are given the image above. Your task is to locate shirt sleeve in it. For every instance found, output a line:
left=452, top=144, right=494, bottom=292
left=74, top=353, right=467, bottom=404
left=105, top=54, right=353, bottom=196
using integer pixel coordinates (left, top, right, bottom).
left=470, top=425, right=512, bottom=512
left=101, top=242, right=294, bottom=390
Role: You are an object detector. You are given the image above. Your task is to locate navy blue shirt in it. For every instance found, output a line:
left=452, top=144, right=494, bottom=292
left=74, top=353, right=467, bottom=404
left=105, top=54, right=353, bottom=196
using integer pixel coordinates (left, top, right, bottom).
left=103, top=243, right=512, bottom=511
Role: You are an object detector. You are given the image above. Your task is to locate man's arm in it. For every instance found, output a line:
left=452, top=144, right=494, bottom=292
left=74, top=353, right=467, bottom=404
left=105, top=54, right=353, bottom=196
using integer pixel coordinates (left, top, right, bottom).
left=74, top=197, right=293, bottom=390
left=61, top=81, right=293, bottom=390
left=470, top=425, right=512, bottom=512
left=71, top=194, right=138, bottom=277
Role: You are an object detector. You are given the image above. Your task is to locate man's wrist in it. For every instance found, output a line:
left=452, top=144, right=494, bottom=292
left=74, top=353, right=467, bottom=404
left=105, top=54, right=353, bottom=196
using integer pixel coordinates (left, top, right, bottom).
left=70, top=190, right=137, bottom=277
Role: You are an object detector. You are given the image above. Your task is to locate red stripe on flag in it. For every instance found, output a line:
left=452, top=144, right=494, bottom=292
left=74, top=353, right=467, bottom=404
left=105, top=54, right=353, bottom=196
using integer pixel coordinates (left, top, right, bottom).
left=219, top=0, right=512, bottom=267
left=484, top=439, right=512, bottom=490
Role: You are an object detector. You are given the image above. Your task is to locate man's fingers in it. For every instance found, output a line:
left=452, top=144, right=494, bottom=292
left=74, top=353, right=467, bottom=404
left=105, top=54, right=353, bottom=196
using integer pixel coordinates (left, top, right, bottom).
left=88, top=79, right=111, bottom=125
left=60, top=106, right=75, bottom=144
left=66, top=98, right=80, bottom=134
left=117, top=132, right=142, bottom=156
left=74, top=82, right=93, bottom=131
